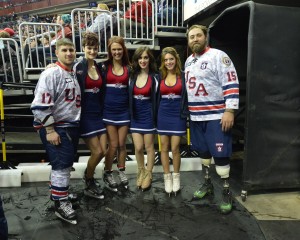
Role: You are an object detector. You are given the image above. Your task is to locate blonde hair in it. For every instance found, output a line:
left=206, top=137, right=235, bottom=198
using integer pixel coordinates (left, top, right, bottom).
left=0, top=31, right=10, bottom=38
left=97, top=3, right=109, bottom=11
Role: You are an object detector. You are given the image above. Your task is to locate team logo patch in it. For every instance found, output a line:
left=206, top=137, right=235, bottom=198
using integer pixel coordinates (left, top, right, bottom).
left=200, top=61, right=208, bottom=70
left=216, top=143, right=224, bottom=152
left=137, top=94, right=144, bottom=100
left=167, top=93, right=176, bottom=99
left=115, top=83, right=123, bottom=88
left=222, top=57, right=231, bottom=66
left=92, top=87, right=100, bottom=93
left=65, top=77, right=73, bottom=83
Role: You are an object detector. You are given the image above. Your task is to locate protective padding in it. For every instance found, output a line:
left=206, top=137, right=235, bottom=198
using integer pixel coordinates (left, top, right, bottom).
left=215, top=165, right=230, bottom=179
left=201, top=158, right=212, bottom=167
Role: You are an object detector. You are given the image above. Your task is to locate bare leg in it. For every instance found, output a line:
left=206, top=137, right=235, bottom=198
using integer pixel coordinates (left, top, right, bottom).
left=170, top=135, right=181, bottom=173
left=160, top=135, right=170, bottom=173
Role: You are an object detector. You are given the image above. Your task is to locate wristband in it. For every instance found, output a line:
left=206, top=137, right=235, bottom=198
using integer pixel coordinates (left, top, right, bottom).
left=225, top=109, right=235, bottom=113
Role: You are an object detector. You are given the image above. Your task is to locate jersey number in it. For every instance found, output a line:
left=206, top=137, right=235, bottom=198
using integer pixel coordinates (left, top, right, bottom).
left=226, top=71, right=237, bottom=81
left=42, top=93, right=51, bottom=104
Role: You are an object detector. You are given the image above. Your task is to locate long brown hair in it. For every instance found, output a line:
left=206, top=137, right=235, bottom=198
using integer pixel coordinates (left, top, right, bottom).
left=131, top=46, right=157, bottom=77
left=159, top=47, right=182, bottom=79
left=107, top=36, right=130, bottom=66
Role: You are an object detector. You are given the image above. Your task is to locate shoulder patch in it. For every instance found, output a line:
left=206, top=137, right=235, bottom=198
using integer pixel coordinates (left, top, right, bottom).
left=222, top=57, right=231, bottom=66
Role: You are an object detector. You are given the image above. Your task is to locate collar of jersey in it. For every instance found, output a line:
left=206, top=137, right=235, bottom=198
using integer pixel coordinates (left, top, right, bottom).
left=193, top=46, right=210, bottom=57
left=55, top=61, right=73, bottom=72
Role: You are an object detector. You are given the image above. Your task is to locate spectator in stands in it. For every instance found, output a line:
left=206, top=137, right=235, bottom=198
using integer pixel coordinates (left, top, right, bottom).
left=0, top=30, right=10, bottom=38
left=31, top=38, right=80, bottom=224
left=0, top=196, right=8, bottom=240
left=101, top=36, right=131, bottom=192
left=29, top=37, right=41, bottom=48
left=3, top=27, right=15, bottom=37
left=75, top=32, right=107, bottom=199
left=157, top=47, right=188, bottom=196
left=157, top=0, right=182, bottom=28
left=51, top=14, right=72, bottom=46
left=124, top=0, right=152, bottom=24
left=23, top=35, right=43, bottom=67
left=122, top=0, right=152, bottom=37
left=87, top=3, right=111, bottom=33
left=128, top=47, right=158, bottom=191
left=40, top=35, right=50, bottom=47
left=0, top=30, right=18, bottom=81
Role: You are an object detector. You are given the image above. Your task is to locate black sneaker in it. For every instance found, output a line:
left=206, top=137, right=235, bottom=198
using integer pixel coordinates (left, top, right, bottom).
left=84, top=178, right=104, bottom=199
left=54, top=200, right=77, bottom=224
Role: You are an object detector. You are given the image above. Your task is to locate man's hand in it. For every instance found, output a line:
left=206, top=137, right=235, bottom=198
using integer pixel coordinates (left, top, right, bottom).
left=220, top=112, right=234, bottom=132
left=46, top=131, right=61, bottom=145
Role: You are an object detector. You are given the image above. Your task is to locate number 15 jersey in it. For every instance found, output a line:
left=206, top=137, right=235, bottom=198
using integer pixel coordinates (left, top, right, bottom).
left=184, top=47, right=239, bottom=121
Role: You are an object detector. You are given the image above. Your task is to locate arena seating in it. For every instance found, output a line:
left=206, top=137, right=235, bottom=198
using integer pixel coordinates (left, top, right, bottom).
left=1, top=0, right=186, bottom=83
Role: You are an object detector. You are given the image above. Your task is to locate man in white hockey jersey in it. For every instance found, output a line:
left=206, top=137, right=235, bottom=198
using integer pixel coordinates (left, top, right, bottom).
left=31, top=38, right=81, bottom=224
left=185, top=25, right=239, bottom=214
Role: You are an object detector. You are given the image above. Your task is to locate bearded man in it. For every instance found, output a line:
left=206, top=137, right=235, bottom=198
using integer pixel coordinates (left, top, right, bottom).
left=184, top=25, right=239, bottom=214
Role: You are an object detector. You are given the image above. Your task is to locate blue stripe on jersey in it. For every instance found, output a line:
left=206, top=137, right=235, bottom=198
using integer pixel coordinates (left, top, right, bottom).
left=190, top=109, right=224, bottom=116
left=222, top=83, right=239, bottom=90
left=30, top=106, right=50, bottom=110
left=224, top=95, right=239, bottom=100
left=188, top=100, right=225, bottom=106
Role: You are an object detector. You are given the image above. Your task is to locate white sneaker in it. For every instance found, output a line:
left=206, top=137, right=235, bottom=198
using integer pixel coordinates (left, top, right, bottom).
left=172, top=172, right=180, bottom=196
left=164, top=173, right=172, bottom=196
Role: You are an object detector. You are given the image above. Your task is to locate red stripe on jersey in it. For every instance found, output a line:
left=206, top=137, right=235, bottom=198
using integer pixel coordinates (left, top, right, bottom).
left=189, top=104, right=225, bottom=111
left=51, top=189, right=68, bottom=196
left=223, top=88, right=239, bottom=96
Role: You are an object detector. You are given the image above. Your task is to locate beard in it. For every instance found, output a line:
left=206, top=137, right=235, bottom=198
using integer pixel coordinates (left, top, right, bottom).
left=191, top=42, right=206, bottom=54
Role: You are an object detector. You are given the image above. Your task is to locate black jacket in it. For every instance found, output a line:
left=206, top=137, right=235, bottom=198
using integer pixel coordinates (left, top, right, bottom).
left=75, top=58, right=106, bottom=113
left=128, top=73, right=159, bottom=127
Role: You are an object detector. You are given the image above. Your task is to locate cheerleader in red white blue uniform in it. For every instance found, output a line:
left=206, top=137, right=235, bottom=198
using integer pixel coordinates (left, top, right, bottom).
left=101, top=36, right=131, bottom=191
left=157, top=47, right=188, bottom=196
left=128, top=47, right=159, bottom=191
left=75, top=32, right=107, bottom=199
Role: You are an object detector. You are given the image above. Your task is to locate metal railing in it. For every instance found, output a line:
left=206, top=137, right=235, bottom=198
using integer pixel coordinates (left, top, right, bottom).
left=18, top=22, right=64, bottom=79
left=71, top=8, right=114, bottom=56
left=154, top=0, right=186, bottom=35
left=117, top=0, right=155, bottom=48
left=0, top=38, right=23, bottom=83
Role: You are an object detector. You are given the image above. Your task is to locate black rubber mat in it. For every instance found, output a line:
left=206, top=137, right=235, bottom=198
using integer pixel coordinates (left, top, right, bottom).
left=1, top=171, right=266, bottom=240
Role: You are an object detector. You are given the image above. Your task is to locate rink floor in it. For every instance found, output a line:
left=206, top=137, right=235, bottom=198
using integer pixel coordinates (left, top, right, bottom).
left=1, top=159, right=300, bottom=240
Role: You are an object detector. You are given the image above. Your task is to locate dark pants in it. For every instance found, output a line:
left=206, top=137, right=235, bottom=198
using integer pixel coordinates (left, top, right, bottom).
left=0, top=196, right=8, bottom=240
left=39, top=127, right=79, bottom=170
